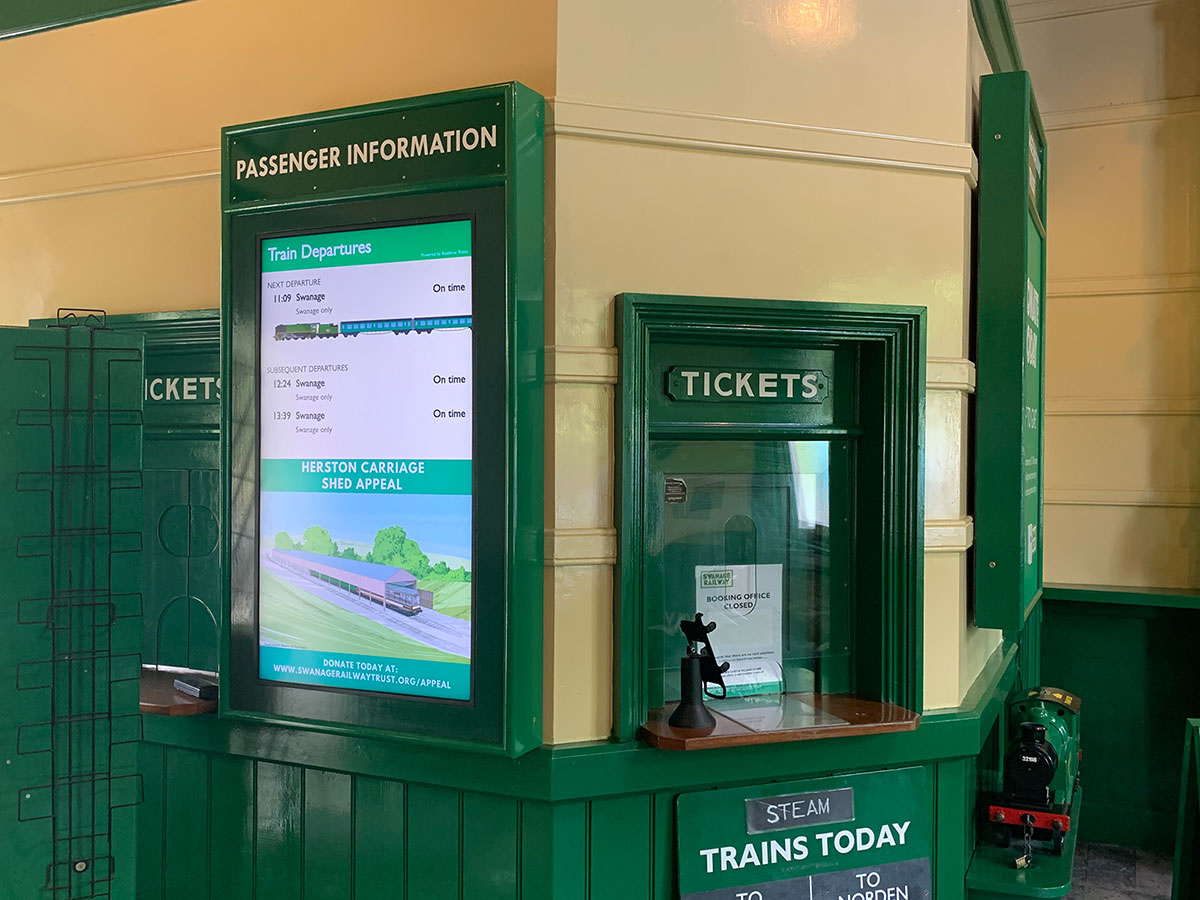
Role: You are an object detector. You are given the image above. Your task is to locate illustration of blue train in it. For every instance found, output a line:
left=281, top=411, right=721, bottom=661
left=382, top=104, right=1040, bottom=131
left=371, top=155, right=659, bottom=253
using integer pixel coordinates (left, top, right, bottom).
left=274, top=315, right=472, bottom=340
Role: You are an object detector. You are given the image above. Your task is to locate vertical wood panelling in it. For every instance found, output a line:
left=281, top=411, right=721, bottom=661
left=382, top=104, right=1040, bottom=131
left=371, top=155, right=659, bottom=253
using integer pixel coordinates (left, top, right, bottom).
left=134, top=749, right=973, bottom=898
left=405, top=784, right=461, bottom=898
left=303, top=769, right=354, bottom=900
left=162, top=748, right=210, bottom=900
left=462, top=792, right=520, bottom=900
left=650, top=792, right=675, bottom=898
left=589, top=794, right=653, bottom=899
left=208, top=755, right=255, bottom=897
left=520, top=800, right=588, bottom=899
left=255, top=762, right=303, bottom=899
left=135, top=744, right=165, bottom=900
left=1019, top=600, right=1043, bottom=687
left=353, top=776, right=405, bottom=899
left=934, top=760, right=969, bottom=900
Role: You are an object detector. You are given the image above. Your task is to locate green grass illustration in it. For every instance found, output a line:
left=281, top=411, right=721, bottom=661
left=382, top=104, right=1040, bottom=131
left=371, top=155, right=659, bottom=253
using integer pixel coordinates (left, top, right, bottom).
left=418, top=579, right=472, bottom=621
left=260, top=570, right=466, bottom=662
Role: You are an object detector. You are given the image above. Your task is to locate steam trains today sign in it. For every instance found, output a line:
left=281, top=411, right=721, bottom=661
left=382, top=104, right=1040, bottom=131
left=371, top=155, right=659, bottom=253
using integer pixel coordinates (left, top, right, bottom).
left=676, top=768, right=932, bottom=900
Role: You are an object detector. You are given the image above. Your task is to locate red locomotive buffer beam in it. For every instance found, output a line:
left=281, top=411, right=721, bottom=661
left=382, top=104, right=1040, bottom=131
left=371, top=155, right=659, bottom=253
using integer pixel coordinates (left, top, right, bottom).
left=988, top=805, right=1071, bottom=833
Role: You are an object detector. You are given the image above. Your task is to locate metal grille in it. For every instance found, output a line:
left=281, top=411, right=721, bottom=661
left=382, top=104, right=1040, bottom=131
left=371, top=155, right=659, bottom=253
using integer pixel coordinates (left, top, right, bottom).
left=12, top=311, right=144, bottom=898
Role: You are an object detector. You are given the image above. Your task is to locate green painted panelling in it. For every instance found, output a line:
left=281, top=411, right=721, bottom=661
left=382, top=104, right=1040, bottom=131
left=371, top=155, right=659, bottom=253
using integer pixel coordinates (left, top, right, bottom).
left=1042, top=598, right=1200, bottom=852
left=590, top=793, right=653, bottom=899
left=651, top=792, right=676, bottom=898
left=1018, top=599, right=1043, bottom=688
left=521, top=800, right=588, bottom=900
left=303, top=769, right=354, bottom=900
left=936, top=759, right=973, bottom=900
left=462, top=792, right=521, bottom=899
left=164, top=748, right=210, bottom=900
left=133, top=747, right=999, bottom=899
left=208, top=755, right=255, bottom=896
left=256, top=762, right=304, bottom=897
left=406, top=784, right=461, bottom=897
left=1044, top=583, right=1200, bottom=611
left=143, top=466, right=220, bottom=670
left=139, top=640, right=1019, bottom=809
left=353, top=776, right=406, bottom=899
left=131, top=642, right=1020, bottom=897
left=136, top=744, right=166, bottom=900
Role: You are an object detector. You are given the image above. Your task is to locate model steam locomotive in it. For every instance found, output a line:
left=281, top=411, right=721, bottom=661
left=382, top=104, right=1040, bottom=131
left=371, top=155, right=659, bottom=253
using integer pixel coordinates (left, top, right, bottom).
left=986, top=686, right=1081, bottom=858
left=274, top=315, right=472, bottom=339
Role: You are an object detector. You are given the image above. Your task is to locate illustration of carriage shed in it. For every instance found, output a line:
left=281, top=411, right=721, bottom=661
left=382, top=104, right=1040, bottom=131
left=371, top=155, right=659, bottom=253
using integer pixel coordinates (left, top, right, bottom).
left=270, top=548, right=433, bottom=615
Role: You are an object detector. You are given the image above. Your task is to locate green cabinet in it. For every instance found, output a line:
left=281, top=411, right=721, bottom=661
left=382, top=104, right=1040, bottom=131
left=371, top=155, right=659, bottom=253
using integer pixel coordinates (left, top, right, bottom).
left=974, top=71, right=1048, bottom=633
left=0, top=322, right=143, bottom=898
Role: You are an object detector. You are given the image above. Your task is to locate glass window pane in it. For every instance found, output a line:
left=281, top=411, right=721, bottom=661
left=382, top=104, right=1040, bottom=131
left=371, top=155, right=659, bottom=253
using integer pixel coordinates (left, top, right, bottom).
left=647, top=440, right=850, bottom=712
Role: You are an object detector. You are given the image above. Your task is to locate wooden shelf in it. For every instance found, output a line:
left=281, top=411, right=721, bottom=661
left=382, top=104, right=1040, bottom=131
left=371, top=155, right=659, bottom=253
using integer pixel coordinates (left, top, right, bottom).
left=139, top=667, right=217, bottom=717
left=638, top=692, right=919, bottom=751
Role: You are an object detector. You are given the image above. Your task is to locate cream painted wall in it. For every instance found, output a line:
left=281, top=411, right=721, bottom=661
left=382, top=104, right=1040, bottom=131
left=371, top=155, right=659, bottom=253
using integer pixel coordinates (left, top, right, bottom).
left=0, top=0, right=1005, bottom=745
left=1013, top=0, right=1200, bottom=589
left=0, top=0, right=555, bottom=323
left=546, top=0, right=998, bottom=741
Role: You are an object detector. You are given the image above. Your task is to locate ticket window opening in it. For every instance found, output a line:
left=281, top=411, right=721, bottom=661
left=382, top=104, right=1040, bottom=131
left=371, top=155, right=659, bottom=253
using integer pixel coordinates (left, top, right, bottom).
left=646, top=438, right=853, bottom=732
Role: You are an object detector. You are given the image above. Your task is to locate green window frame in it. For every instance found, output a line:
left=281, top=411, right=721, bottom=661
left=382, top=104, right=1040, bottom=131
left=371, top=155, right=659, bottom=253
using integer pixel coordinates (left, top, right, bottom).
left=615, top=294, right=925, bottom=742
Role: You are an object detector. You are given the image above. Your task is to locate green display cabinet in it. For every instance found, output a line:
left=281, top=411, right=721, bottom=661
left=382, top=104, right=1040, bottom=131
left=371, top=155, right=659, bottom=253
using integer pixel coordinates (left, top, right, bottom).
left=0, top=318, right=144, bottom=899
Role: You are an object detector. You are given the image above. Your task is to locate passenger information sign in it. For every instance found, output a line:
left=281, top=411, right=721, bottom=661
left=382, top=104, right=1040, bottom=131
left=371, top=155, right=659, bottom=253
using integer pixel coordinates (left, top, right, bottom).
left=257, top=219, right=473, bottom=700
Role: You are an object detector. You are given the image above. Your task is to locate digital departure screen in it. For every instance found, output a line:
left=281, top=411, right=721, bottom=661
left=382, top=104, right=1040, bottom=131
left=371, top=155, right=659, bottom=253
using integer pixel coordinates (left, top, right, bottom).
left=257, top=220, right=473, bottom=700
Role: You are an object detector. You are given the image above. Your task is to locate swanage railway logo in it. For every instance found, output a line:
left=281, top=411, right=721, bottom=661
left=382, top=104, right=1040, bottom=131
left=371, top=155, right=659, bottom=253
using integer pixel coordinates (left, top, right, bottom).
left=702, top=570, right=735, bottom=589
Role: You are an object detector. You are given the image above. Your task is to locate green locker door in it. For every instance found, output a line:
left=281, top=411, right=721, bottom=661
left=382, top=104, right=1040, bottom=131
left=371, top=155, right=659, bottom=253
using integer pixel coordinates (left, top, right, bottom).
left=0, top=322, right=144, bottom=899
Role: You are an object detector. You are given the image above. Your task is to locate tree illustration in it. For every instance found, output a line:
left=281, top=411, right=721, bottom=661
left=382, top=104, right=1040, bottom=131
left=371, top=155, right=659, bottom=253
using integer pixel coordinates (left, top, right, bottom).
left=301, top=525, right=336, bottom=556
left=369, top=525, right=431, bottom=577
left=274, top=531, right=295, bottom=550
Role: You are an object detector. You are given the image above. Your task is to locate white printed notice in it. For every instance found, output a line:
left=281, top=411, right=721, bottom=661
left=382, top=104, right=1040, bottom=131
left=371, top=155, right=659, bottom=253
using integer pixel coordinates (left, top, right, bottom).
left=258, top=220, right=473, bottom=700
left=695, top=564, right=783, bottom=696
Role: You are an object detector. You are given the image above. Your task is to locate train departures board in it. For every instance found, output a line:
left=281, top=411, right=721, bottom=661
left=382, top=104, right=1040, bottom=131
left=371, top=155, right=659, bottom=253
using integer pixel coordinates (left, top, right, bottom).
left=222, top=84, right=544, bottom=755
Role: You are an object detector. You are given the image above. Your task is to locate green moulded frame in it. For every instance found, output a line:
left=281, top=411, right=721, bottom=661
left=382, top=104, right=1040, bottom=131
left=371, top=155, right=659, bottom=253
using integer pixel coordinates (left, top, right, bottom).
left=220, top=83, right=545, bottom=757
left=974, top=71, right=1048, bottom=633
left=0, top=0, right=192, bottom=40
left=614, top=294, right=926, bottom=742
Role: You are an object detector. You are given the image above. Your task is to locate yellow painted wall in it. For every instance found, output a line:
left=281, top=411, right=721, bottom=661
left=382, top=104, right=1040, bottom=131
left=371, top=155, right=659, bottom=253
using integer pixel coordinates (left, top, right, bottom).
left=0, top=0, right=1008, bottom=745
left=1013, top=0, right=1200, bottom=589
left=546, top=0, right=998, bottom=741
left=0, top=0, right=555, bottom=323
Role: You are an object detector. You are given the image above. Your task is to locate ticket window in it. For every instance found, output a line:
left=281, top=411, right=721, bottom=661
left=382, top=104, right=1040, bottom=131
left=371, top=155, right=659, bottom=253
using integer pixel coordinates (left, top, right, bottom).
left=647, top=440, right=851, bottom=710
left=618, top=295, right=925, bottom=747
